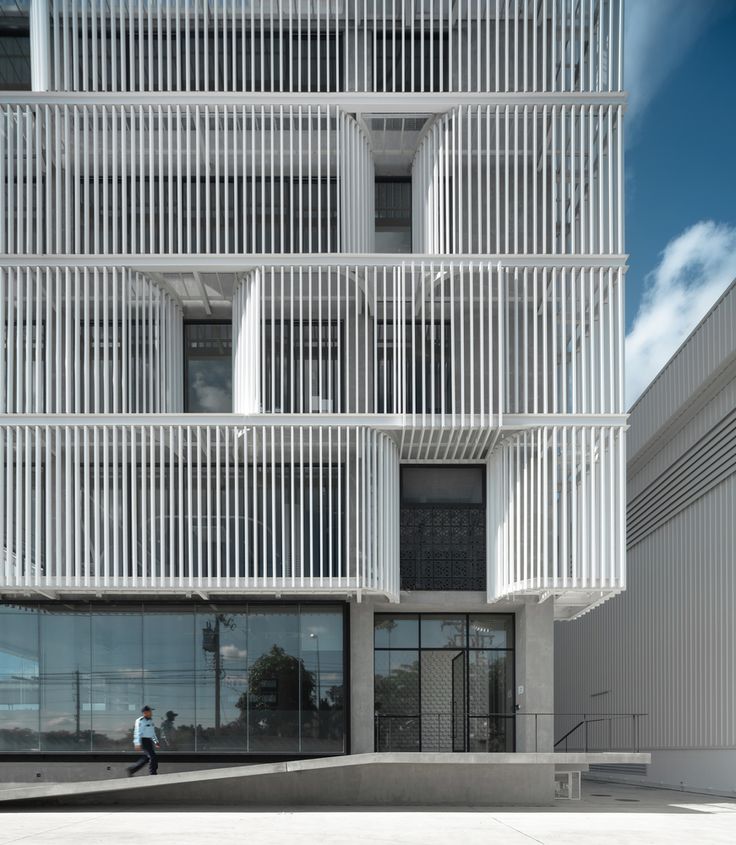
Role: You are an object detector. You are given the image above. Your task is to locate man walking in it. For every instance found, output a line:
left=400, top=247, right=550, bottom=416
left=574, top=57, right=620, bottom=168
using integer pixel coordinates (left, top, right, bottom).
left=127, top=705, right=160, bottom=777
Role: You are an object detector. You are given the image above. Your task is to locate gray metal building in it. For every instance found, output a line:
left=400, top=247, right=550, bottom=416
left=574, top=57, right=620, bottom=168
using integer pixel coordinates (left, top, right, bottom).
left=556, top=278, right=736, bottom=797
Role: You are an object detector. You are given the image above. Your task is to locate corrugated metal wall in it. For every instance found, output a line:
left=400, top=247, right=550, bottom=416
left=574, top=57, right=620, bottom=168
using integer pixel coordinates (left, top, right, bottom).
left=628, top=282, right=736, bottom=460
left=556, top=472, right=736, bottom=750
left=556, top=280, right=736, bottom=757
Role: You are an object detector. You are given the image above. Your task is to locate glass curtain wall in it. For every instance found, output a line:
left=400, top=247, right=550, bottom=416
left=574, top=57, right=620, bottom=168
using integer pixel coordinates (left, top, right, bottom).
left=374, top=614, right=514, bottom=753
left=0, top=603, right=345, bottom=755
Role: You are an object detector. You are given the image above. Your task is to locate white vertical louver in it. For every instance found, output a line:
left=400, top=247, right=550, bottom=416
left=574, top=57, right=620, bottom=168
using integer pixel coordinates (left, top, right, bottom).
left=487, top=425, right=626, bottom=613
left=412, top=104, right=624, bottom=256
left=0, top=104, right=373, bottom=255
left=0, top=423, right=400, bottom=596
left=230, top=261, right=624, bottom=419
left=0, top=266, right=183, bottom=413
left=0, top=1, right=626, bottom=614
left=42, top=0, right=624, bottom=96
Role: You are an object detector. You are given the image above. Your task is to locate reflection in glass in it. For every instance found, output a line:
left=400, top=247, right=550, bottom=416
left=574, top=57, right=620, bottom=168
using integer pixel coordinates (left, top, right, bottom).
left=468, top=650, right=514, bottom=752
left=468, top=615, right=514, bottom=649
left=300, top=608, right=345, bottom=752
left=247, top=607, right=300, bottom=752
left=374, top=649, right=420, bottom=751
left=90, top=611, right=143, bottom=750
left=195, top=612, right=247, bottom=751
left=374, top=613, right=515, bottom=753
left=184, top=323, right=232, bottom=412
left=0, top=607, right=39, bottom=751
left=0, top=603, right=345, bottom=755
left=373, top=614, right=419, bottom=649
left=40, top=611, right=91, bottom=751
left=143, top=611, right=195, bottom=752
left=420, top=615, right=466, bottom=649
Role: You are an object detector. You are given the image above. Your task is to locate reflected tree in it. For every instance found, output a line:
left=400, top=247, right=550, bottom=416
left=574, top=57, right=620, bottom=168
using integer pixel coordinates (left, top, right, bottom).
left=237, top=645, right=315, bottom=738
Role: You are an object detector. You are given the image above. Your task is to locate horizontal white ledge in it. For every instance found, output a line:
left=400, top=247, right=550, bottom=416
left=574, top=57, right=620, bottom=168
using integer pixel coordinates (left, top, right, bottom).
left=0, top=414, right=628, bottom=428
left=0, top=586, right=395, bottom=601
left=1, top=92, right=627, bottom=109
left=0, top=254, right=629, bottom=270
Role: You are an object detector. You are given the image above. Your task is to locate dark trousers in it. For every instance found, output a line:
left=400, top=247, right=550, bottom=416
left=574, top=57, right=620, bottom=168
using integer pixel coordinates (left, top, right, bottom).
left=128, top=737, right=158, bottom=775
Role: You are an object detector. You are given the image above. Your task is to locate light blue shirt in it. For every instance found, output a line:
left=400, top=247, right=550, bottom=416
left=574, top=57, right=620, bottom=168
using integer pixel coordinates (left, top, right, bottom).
left=133, top=716, right=159, bottom=745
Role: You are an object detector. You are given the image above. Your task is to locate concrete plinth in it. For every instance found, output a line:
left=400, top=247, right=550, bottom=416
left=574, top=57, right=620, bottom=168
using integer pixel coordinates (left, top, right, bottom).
left=0, top=752, right=650, bottom=808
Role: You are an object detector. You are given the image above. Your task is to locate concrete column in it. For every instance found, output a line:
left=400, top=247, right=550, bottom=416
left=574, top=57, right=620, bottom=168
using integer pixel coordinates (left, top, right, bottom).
left=29, top=0, right=51, bottom=92
left=349, top=599, right=375, bottom=753
left=515, top=599, right=554, bottom=752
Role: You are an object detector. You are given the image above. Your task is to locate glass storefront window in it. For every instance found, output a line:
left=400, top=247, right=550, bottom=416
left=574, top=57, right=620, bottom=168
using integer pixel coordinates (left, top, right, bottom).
left=0, top=603, right=345, bottom=755
left=374, top=613, right=514, bottom=753
left=374, top=649, right=420, bottom=751
left=143, top=610, right=196, bottom=753
left=373, top=615, right=418, bottom=649
left=91, top=610, right=143, bottom=751
left=195, top=610, right=248, bottom=752
left=468, top=615, right=514, bottom=649
left=39, top=610, right=91, bottom=752
left=0, top=606, right=39, bottom=752
left=300, top=608, right=346, bottom=753
left=420, top=615, right=466, bottom=649
left=247, top=607, right=300, bottom=752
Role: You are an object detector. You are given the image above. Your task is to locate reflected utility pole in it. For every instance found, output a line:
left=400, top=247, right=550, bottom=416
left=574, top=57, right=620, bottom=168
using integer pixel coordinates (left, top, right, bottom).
left=309, top=632, right=321, bottom=706
left=202, top=617, right=222, bottom=729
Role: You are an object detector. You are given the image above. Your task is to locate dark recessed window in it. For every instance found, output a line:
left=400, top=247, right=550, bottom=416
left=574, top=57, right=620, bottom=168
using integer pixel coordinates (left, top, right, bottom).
left=375, top=180, right=412, bottom=253
left=0, top=18, right=31, bottom=92
left=400, top=466, right=486, bottom=591
left=184, top=323, right=232, bottom=412
left=401, top=466, right=483, bottom=505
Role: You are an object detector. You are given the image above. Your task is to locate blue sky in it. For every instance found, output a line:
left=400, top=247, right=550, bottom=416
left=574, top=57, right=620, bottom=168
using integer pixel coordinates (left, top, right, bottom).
left=623, top=0, right=736, bottom=406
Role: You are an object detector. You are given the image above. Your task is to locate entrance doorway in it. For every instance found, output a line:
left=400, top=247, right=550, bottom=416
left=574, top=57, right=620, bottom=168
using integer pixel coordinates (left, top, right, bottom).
left=374, top=614, right=515, bottom=752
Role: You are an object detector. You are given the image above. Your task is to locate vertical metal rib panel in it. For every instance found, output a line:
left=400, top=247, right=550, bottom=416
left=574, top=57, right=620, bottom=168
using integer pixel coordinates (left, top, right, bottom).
left=412, top=104, right=622, bottom=257
left=0, top=104, right=373, bottom=256
left=0, top=422, right=400, bottom=597
left=0, top=267, right=182, bottom=413
left=44, top=1, right=623, bottom=95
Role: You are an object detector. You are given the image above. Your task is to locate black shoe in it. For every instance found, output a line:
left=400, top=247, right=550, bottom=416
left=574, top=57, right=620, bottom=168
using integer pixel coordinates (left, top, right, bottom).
left=127, top=769, right=134, bottom=777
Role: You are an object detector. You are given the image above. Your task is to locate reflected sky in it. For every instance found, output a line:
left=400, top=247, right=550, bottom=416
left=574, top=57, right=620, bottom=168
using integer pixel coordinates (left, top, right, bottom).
left=0, top=603, right=345, bottom=754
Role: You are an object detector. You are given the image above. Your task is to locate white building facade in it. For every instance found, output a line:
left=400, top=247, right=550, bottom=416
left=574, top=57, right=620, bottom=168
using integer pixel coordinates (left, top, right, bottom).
left=556, top=280, right=736, bottom=796
left=0, top=1, right=626, bottom=765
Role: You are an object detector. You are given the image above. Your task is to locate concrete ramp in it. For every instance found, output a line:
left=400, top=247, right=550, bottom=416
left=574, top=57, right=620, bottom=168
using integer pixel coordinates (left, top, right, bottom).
left=0, top=752, right=650, bottom=808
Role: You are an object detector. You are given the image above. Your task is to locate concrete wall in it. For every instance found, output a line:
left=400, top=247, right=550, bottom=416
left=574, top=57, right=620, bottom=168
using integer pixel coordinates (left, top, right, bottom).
left=0, top=755, right=557, bottom=807
left=0, top=760, right=254, bottom=785
left=516, top=600, right=555, bottom=752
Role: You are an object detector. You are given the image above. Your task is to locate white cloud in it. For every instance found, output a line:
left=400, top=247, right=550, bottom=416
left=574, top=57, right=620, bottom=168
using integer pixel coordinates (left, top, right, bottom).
left=189, top=370, right=232, bottom=412
left=219, top=644, right=247, bottom=661
left=625, top=0, right=724, bottom=135
left=625, top=221, right=736, bottom=407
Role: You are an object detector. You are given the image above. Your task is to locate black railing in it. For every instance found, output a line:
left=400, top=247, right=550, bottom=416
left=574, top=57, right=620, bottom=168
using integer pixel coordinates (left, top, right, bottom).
left=374, top=712, right=515, bottom=753
left=553, top=713, right=646, bottom=753
left=374, top=712, right=647, bottom=753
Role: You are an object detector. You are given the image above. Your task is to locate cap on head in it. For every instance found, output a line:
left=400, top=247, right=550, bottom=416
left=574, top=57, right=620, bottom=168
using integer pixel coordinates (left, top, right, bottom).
left=141, top=705, right=153, bottom=714
left=165, top=710, right=178, bottom=719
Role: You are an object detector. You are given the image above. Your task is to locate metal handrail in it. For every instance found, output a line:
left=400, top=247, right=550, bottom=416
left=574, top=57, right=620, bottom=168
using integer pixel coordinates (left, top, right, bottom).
left=554, top=720, right=586, bottom=748
left=374, top=712, right=647, bottom=753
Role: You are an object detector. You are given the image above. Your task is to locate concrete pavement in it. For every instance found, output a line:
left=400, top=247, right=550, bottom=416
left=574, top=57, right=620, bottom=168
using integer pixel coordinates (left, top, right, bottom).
left=1, top=781, right=735, bottom=844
